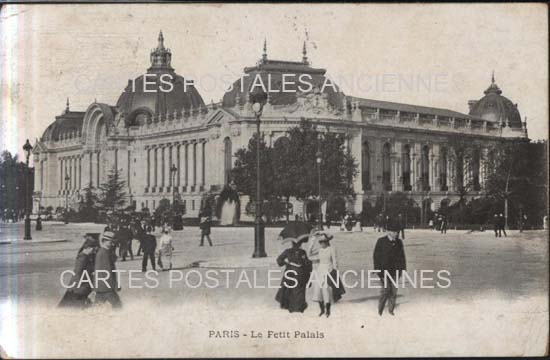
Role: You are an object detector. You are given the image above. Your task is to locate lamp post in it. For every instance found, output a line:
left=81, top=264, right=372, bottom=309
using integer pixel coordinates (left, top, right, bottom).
left=64, top=174, right=70, bottom=224
left=23, top=139, right=33, bottom=240
left=252, top=101, right=266, bottom=258
left=170, top=164, right=177, bottom=204
left=316, top=150, right=323, bottom=230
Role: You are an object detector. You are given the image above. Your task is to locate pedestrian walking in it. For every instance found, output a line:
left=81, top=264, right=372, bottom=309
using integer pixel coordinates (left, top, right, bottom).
left=199, top=212, right=213, bottom=246
left=157, top=228, right=174, bottom=271
left=141, top=226, right=157, bottom=272
left=498, top=213, right=507, bottom=237
left=440, top=215, right=447, bottom=234
left=94, top=231, right=122, bottom=308
left=373, top=220, right=406, bottom=316
left=275, top=237, right=311, bottom=313
left=58, top=233, right=99, bottom=308
left=397, top=213, right=405, bottom=240
left=307, top=231, right=343, bottom=318
left=117, top=224, right=134, bottom=261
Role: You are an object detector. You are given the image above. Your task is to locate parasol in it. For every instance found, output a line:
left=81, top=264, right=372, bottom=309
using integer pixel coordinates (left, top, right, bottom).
left=278, top=221, right=313, bottom=244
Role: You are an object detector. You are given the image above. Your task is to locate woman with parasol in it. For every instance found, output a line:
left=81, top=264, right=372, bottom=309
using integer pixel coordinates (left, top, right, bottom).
left=275, top=222, right=313, bottom=313
left=307, top=231, right=345, bottom=318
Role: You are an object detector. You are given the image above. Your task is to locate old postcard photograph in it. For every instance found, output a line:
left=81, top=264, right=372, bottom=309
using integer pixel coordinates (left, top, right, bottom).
left=0, top=3, right=548, bottom=358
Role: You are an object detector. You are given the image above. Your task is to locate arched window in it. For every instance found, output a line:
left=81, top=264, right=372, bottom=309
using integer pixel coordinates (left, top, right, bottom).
left=362, top=141, right=371, bottom=191
left=472, top=148, right=481, bottom=191
left=382, top=142, right=391, bottom=191
left=440, top=147, right=448, bottom=191
left=223, top=137, right=232, bottom=185
left=402, top=144, right=411, bottom=191
left=455, top=151, right=464, bottom=190
left=421, top=145, right=430, bottom=191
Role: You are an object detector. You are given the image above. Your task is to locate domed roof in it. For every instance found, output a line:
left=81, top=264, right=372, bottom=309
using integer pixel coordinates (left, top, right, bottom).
left=222, top=41, right=344, bottom=108
left=116, top=31, right=205, bottom=126
left=468, top=73, right=522, bottom=128
left=41, top=99, right=85, bottom=142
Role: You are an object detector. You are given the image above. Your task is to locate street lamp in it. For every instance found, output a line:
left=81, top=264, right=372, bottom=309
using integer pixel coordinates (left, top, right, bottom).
left=316, top=150, right=323, bottom=230
left=252, top=100, right=267, bottom=258
left=170, top=164, right=177, bottom=204
left=64, top=174, right=70, bottom=224
left=23, top=139, right=33, bottom=240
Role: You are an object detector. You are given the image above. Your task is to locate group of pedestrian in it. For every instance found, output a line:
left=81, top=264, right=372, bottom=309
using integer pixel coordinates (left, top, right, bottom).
left=58, top=231, right=122, bottom=309
left=429, top=213, right=448, bottom=234
left=58, top=218, right=178, bottom=309
left=493, top=213, right=507, bottom=237
left=276, top=218, right=407, bottom=317
left=275, top=230, right=345, bottom=318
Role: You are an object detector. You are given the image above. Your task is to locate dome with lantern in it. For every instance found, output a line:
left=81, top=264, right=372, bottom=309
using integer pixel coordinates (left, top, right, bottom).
left=116, top=31, right=205, bottom=127
left=468, top=72, right=523, bottom=128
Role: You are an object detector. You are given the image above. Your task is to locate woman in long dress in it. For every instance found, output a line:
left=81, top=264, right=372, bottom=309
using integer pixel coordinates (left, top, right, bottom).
left=275, top=239, right=311, bottom=313
left=157, top=227, right=174, bottom=271
left=307, top=231, right=342, bottom=317
left=58, top=233, right=99, bottom=308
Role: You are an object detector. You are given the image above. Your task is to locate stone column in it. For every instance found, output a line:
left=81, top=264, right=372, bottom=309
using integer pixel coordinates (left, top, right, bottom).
left=184, top=143, right=189, bottom=191
left=146, top=147, right=151, bottom=190
left=43, top=157, right=49, bottom=197
left=153, top=147, right=158, bottom=189
left=161, top=145, right=166, bottom=190
left=126, top=149, right=131, bottom=193
left=480, top=147, right=488, bottom=190
left=58, top=158, right=61, bottom=194
left=393, top=141, right=402, bottom=192
left=447, top=155, right=455, bottom=192
left=168, top=144, right=173, bottom=189
left=176, top=144, right=181, bottom=189
left=201, top=141, right=206, bottom=189
left=431, top=144, right=440, bottom=192
left=193, top=142, right=198, bottom=191
left=73, top=157, right=77, bottom=192
left=96, top=151, right=101, bottom=187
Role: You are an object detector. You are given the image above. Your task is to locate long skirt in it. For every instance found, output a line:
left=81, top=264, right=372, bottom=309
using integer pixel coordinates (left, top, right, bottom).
left=275, top=268, right=308, bottom=313
left=310, top=269, right=345, bottom=304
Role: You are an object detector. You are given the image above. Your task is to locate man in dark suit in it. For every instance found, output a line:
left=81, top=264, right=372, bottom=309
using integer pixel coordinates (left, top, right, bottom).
left=116, top=224, right=134, bottom=261
left=141, top=227, right=157, bottom=272
left=199, top=211, right=213, bottom=247
left=373, top=220, right=407, bottom=316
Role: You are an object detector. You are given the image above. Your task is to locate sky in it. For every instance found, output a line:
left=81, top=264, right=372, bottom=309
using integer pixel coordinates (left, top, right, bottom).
left=0, top=3, right=548, bottom=160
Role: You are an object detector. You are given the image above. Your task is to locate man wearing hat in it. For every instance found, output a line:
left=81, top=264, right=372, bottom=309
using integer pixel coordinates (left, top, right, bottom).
left=94, top=231, right=122, bottom=308
left=373, top=219, right=406, bottom=316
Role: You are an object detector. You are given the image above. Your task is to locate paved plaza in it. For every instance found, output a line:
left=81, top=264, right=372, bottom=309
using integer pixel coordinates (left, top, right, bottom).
left=0, top=222, right=548, bottom=357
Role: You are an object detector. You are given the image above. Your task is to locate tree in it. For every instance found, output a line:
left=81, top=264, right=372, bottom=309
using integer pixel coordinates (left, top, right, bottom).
left=484, top=139, right=547, bottom=228
left=78, top=183, right=99, bottom=222
left=0, top=150, right=33, bottom=220
left=97, top=168, right=127, bottom=214
left=232, top=133, right=276, bottom=202
left=231, top=119, right=358, bottom=222
left=283, top=119, right=358, bottom=201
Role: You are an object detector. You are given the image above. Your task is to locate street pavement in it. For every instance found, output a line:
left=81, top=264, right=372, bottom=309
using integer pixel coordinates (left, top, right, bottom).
left=0, top=222, right=548, bottom=357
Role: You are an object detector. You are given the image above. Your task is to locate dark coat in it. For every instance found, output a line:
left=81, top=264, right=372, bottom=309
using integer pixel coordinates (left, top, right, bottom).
left=275, top=247, right=310, bottom=313
left=200, top=216, right=211, bottom=235
left=58, top=249, right=96, bottom=308
left=373, top=235, right=406, bottom=278
left=94, top=247, right=118, bottom=293
left=141, top=234, right=157, bottom=253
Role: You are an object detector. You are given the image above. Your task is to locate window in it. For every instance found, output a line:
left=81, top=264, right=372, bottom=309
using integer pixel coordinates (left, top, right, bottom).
left=361, top=141, right=371, bottom=191
left=382, top=143, right=391, bottom=191
left=402, top=144, right=411, bottom=191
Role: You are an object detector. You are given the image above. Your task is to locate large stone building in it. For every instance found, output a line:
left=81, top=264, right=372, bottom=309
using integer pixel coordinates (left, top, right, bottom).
left=32, top=32, right=528, bottom=220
